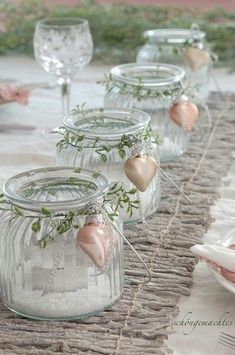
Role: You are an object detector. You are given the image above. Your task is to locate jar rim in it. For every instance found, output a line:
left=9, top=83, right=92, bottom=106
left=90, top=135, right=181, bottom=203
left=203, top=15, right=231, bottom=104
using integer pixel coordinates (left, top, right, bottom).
left=63, top=107, right=150, bottom=140
left=143, top=28, right=205, bottom=44
left=36, top=17, right=89, bottom=29
left=3, top=167, right=110, bottom=213
left=110, top=63, right=185, bottom=88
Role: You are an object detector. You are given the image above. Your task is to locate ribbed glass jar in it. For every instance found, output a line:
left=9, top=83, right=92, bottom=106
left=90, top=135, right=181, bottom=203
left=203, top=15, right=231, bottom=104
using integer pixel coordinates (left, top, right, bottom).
left=56, top=107, right=160, bottom=224
left=104, top=63, right=189, bottom=162
left=136, top=28, right=211, bottom=101
left=0, top=167, right=124, bottom=320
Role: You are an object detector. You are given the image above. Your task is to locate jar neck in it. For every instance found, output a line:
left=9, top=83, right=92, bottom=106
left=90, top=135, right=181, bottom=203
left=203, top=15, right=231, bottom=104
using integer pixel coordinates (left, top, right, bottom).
left=112, top=76, right=183, bottom=94
left=58, top=124, right=153, bottom=162
left=144, top=28, right=205, bottom=46
left=146, top=37, right=203, bottom=46
left=63, top=107, right=151, bottom=142
left=3, top=167, right=110, bottom=214
left=110, top=63, right=185, bottom=92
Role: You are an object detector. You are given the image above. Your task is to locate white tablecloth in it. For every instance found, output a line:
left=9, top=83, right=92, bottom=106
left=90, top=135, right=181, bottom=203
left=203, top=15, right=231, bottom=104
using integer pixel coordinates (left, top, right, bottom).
left=1, top=56, right=235, bottom=355
left=0, top=56, right=109, bottom=185
left=168, top=155, right=235, bottom=355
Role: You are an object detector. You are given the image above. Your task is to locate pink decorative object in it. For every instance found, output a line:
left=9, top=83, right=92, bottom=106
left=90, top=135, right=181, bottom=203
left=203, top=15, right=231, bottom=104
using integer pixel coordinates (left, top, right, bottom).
left=0, top=83, right=30, bottom=105
left=124, top=155, right=158, bottom=192
left=191, top=243, right=235, bottom=283
left=219, top=244, right=235, bottom=283
left=169, top=98, right=199, bottom=133
left=77, top=222, right=115, bottom=269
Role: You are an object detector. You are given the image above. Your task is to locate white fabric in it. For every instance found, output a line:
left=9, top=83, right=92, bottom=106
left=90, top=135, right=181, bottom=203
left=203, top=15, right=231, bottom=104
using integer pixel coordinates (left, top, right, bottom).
left=0, top=56, right=109, bottom=185
left=1, top=56, right=235, bottom=355
left=191, top=245, right=235, bottom=272
left=168, top=146, right=235, bottom=354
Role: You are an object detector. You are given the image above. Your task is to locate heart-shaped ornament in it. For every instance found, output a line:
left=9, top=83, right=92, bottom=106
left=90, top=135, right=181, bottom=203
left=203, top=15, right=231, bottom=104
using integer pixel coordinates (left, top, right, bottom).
left=183, top=47, right=210, bottom=71
left=124, top=155, right=158, bottom=192
left=77, top=223, right=113, bottom=269
left=169, top=100, right=199, bottom=133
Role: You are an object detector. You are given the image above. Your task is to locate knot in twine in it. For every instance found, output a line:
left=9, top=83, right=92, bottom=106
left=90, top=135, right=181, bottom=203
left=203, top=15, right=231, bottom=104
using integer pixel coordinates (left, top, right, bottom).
left=85, top=198, right=104, bottom=215
left=126, top=134, right=152, bottom=157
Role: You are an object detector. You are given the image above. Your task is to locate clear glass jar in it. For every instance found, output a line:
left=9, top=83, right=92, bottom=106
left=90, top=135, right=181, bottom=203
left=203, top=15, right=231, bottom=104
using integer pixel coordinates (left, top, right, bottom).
left=104, top=63, right=189, bottom=162
left=136, top=28, right=211, bottom=101
left=0, top=167, right=124, bottom=320
left=56, top=107, right=160, bottom=224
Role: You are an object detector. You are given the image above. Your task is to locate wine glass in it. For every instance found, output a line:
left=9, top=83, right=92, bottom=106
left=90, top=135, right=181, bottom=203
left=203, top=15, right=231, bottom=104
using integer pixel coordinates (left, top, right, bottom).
left=33, top=17, right=93, bottom=117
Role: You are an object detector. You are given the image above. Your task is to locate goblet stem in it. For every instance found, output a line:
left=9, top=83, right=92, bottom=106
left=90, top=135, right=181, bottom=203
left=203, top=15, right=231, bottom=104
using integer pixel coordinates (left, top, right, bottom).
left=59, top=79, right=71, bottom=117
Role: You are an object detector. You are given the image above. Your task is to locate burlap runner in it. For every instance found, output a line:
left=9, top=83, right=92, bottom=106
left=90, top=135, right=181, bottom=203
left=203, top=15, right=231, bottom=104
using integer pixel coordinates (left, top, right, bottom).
left=0, top=92, right=234, bottom=355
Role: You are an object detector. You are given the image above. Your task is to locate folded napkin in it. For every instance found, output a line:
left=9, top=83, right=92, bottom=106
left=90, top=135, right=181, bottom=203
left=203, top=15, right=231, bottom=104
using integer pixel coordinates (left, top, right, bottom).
left=191, top=244, right=235, bottom=272
left=0, top=82, right=51, bottom=106
left=0, top=83, right=30, bottom=105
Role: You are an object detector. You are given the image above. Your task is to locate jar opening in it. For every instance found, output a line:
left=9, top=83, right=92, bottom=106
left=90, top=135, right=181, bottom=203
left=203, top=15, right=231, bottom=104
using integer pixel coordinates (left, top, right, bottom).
left=144, top=29, right=205, bottom=44
left=3, top=167, right=110, bottom=212
left=110, top=63, right=185, bottom=89
left=36, top=17, right=88, bottom=29
left=63, top=108, right=150, bottom=140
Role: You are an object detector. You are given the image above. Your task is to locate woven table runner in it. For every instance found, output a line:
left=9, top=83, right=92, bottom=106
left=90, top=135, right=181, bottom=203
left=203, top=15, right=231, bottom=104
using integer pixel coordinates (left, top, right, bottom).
left=0, top=92, right=234, bottom=355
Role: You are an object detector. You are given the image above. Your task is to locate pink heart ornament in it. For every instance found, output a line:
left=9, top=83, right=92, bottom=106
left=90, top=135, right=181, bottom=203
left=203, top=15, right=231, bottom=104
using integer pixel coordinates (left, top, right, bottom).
left=77, top=223, right=113, bottom=269
left=183, top=47, right=210, bottom=71
left=124, top=155, right=158, bottom=192
left=169, top=101, right=199, bottom=133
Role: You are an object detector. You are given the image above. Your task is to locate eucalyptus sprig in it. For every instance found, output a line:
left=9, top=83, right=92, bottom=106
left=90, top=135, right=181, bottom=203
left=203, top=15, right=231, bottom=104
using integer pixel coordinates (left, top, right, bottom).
left=98, top=74, right=182, bottom=102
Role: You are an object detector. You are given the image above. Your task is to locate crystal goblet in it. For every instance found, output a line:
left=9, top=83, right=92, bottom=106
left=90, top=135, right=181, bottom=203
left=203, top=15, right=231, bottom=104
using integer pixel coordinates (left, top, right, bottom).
left=34, top=17, right=93, bottom=117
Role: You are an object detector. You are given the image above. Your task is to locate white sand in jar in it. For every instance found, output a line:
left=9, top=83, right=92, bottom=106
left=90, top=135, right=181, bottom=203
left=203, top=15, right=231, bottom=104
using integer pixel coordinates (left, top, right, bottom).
left=9, top=273, right=120, bottom=319
left=159, top=136, right=188, bottom=162
left=5, top=242, right=124, bottom=319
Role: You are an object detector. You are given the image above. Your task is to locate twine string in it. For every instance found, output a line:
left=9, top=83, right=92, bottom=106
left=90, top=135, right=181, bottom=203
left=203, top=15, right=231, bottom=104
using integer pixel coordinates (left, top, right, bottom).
left=127, top=133, right=156, bottom=223
left=160, top=168, right=192, bottom=203
left=41, top=232, right=73, bottom=296
left=210, top=68, right=225, bottom=101
left=114, top=93, right=232, bottom=355
left=104, top=210, right=151, bottom=285
left=177, top=82, right=212, bottom=130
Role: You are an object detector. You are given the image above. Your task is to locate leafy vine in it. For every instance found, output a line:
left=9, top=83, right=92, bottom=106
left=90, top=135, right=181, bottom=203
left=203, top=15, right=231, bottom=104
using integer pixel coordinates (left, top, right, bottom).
left=56, top=120, right=161, bottom=163
left=98, top=73, right=183, bottom=101
left=0, top=176, right=139, bottom=248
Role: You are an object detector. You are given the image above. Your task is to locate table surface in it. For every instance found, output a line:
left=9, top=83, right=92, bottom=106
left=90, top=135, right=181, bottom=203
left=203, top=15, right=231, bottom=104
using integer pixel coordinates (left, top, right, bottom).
left=168, top=156, right=235, bottom=355
left=0, top=56, right=235, bottom=355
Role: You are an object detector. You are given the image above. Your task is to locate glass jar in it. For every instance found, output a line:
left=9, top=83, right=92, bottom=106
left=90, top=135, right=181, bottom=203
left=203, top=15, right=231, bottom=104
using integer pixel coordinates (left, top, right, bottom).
left=104, top=63, right=189, bottom=162
left=56, top=107, right=160, bottom=224
left=136, top=27, right=212, bottom=101
left=0, top=167, right=124, bottom=320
